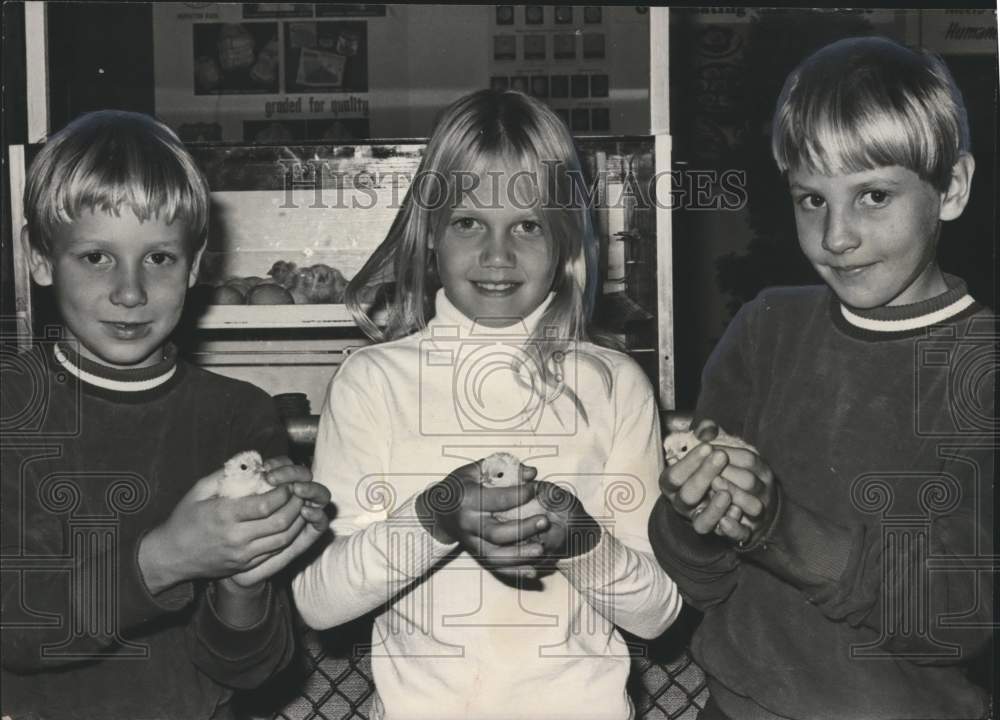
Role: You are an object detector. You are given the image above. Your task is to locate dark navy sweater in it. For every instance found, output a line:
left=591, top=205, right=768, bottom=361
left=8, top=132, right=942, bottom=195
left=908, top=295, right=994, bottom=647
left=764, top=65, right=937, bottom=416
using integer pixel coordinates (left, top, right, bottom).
left=1, top=342, right=295, bottom=719
left=649, top=279, right=994, bottom=720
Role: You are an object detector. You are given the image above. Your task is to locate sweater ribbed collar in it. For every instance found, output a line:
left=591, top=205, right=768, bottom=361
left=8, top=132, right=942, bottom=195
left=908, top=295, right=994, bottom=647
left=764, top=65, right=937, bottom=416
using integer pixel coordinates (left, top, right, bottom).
left=836, top=275, right=976, bottom=336
left=426, top=289, right=556, bottom=339
left=52, top=341, right=179, bottom=393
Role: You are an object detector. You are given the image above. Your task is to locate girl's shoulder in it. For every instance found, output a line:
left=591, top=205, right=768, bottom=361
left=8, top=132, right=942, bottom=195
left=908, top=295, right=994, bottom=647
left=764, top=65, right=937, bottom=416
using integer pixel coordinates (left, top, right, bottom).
left=329, top=331, right=423, bottom=385
left=570, top=340, right=655, bottom=395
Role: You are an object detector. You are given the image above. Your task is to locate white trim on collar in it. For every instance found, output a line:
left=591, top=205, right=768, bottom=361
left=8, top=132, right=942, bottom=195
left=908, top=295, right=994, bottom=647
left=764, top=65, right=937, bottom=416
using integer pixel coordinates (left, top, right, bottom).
left=53, top=347, right=176, bottom=392
left=840, top=294, right=975, bottom=333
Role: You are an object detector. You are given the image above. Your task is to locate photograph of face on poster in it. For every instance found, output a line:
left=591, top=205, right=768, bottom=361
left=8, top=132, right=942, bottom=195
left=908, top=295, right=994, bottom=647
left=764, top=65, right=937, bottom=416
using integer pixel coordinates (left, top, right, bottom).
left=193, top=22, right=281, bottom=94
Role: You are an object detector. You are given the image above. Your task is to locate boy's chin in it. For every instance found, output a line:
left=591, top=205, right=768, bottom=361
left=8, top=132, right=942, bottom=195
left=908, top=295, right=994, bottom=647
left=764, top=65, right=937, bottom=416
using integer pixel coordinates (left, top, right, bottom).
left=79, top=342, right=167, bottom=370
left=829, top=288, right=886, bottom=310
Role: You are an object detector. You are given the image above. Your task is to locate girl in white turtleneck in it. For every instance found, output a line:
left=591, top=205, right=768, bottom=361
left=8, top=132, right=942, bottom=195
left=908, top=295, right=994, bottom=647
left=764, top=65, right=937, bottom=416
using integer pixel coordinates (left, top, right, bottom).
left=293, top=89, right=681, bottom=720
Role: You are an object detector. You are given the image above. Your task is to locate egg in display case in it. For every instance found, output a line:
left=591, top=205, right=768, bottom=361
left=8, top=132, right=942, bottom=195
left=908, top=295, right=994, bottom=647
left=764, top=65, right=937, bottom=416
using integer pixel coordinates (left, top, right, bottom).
left=188, top=142, right=424, bottom=329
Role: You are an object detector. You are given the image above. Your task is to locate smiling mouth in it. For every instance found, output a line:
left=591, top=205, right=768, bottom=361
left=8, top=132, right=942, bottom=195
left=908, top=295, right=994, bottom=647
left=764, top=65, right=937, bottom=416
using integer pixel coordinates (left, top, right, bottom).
left=103, top=321, right=152, bottom=339
left=830, top=263, right=876, bottom=278
left=472, top=281, right=520, bottom=295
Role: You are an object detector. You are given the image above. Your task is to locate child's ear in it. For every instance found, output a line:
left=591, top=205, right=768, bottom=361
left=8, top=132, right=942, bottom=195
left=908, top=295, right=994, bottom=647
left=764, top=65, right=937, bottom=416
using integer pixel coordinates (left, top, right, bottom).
left=24, top=228, right=54, bottom=286
left=939, top=153, right=975, bottom=222
left=187, top=244, right=206, bottom=288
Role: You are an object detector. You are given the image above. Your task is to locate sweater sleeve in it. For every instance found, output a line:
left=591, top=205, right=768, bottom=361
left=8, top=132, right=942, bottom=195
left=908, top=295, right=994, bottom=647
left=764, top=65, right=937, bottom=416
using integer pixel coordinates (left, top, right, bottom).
left=292, top=353, right=458, bottom=630
left=185, top=384, right=296, bottom=686
left=557, top=357, right=682, bottom=639
left=647, top=300, right=758, bottom=609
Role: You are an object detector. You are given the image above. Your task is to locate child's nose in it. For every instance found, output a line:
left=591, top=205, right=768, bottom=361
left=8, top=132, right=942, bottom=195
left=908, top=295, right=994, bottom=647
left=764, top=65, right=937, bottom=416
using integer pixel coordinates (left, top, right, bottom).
left=110, top=266, right=148, bottom=307
left=821, top=206, right=861, bottom=254
left=480, top=229, right=516, bottom=267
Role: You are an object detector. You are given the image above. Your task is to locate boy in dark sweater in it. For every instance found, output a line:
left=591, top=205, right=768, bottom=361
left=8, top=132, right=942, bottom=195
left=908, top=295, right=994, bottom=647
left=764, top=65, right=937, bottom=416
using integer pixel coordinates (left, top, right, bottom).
left=648, top=38, right=994, bottom=719
left=1, top=111, right=331, bottom=720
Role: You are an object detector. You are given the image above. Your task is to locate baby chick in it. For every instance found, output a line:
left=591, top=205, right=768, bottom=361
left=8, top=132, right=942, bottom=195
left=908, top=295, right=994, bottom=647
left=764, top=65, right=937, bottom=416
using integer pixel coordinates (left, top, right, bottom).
left=267, top=260, right=299, bottom=288
left=217, top=450, right=272, bottom=498
left=292, top=264, right=349, bottom=304
left=480, top=452, right=546, bottom=522
left=663, top=429, right=756, bottom=466
left=480, top=452, right=523, bottom=488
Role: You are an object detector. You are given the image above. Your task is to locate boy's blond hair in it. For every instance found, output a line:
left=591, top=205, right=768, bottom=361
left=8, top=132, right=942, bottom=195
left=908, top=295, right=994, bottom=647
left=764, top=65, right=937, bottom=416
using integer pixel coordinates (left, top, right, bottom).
left=24, top=110, right=210, bottom=255
left=772, top=36, right=970, bottom=190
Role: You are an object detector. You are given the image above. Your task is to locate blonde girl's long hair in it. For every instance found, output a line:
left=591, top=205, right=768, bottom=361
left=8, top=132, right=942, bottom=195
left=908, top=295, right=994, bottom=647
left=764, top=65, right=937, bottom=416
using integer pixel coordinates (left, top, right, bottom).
left=346, top=89, right=600, bottom=343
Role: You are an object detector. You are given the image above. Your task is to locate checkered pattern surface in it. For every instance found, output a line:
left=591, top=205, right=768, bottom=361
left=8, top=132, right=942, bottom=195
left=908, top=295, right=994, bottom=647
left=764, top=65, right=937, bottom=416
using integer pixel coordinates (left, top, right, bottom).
left=239, top=612, right=707, bottom=720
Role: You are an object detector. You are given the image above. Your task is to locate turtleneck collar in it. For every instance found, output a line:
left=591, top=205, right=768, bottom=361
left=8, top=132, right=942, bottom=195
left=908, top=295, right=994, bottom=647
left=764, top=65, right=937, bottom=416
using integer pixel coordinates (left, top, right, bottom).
left=834, top=275, right=978, bottom=338
left=427, top=288, right=557, bottom=339
left=53, top=342, right=179, bottom=393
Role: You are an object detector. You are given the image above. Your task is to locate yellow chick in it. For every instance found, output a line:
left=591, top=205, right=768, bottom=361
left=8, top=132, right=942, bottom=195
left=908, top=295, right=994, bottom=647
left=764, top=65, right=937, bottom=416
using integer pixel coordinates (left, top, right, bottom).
left=663, top=430, right=756, bottom=466
left=217, top=450, right=272, bottom=498
left=480, top=452, right=546, bottom=522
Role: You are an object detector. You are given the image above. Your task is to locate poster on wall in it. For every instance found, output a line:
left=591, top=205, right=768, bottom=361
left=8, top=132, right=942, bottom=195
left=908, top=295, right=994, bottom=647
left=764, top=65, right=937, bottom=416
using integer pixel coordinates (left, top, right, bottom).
left=153, top=3, right=380, bottom=142
left=284, top=21, right=369, bottom=93
left=193, top=22, right=281, bottom=94
left=487, top=4, right=646, bottom=134
left=153, top=4, right=651, bottom=141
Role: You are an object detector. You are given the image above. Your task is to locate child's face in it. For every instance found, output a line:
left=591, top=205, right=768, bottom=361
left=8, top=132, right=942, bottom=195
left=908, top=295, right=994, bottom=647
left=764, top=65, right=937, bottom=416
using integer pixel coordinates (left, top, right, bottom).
left=788, top=164, right=949, bottom=308
left=432, top=166, right=557, bottom=327
left=29, top=208, right=203, bottom=369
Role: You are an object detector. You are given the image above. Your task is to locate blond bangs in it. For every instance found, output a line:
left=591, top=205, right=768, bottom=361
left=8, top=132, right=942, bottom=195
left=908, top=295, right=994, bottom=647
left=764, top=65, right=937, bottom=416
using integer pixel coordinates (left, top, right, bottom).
left=25, top=111, right=210, bottom=254
left=772, top=38, right=968, bottom=190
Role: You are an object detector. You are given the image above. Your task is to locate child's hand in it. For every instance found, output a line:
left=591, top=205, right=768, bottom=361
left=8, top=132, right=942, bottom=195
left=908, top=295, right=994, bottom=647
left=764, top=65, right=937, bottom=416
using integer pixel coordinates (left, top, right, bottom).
left=661, top=414, right=759, bottom=541
left=261, top=456, right=331, bottom=533
left=529, top=481, right=602, bottom=562
left=417, top=460, right=550, bottom=579
left=707, top=447, right=779, bottom=547
left=659, top=414, right=735, bottom=536
left=139, top=464, right=311, bottom=593
left=226, top=459, right=333, bottom=588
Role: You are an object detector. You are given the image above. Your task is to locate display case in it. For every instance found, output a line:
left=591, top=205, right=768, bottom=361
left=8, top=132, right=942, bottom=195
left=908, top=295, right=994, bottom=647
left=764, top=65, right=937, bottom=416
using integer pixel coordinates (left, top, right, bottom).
left=8, top=137, right=672, bottom=416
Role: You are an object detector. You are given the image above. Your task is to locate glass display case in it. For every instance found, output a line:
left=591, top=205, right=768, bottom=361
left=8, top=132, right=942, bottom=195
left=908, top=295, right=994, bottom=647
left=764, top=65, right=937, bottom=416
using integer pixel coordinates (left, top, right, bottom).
left=8, top=136, right=670, bottom=417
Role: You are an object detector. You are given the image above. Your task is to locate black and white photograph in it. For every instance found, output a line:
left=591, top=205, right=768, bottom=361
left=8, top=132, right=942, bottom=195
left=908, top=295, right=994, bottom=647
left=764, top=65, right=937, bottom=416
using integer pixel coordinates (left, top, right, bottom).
left=193, top=22, right=281, bottom=94
left=1, top=4, right=997, bottom=720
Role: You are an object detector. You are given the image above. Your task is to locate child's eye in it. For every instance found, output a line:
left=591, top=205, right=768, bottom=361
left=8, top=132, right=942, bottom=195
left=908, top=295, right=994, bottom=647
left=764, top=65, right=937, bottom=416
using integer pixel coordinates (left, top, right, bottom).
left=796, top=194, right=825, bottom=210
left=450, top=217, right=482, bottom=233
left=859, top=189, right=890, bottom=207
left=80, top=252, right=111, bottom=266
left=514, top=220, right=544, bottom=236
left=146, top=252, right=177, bottom=266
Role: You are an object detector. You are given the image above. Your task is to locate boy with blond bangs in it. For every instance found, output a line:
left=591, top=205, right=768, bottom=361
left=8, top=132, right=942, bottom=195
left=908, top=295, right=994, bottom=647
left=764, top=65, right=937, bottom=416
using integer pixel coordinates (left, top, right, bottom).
left=1, top=110, right=331, bottom=720
left=649, top=38, right=994, bottom=719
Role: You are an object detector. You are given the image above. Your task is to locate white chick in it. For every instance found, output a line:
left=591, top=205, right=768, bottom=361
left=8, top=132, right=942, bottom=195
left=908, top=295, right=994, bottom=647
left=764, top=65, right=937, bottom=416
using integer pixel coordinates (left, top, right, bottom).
left=480, top=452, right=523, bottom=488
left=663, top=429, right=756, bottom=466
left=217, top=450, right=272, bottom=498
left=480, top=452, right=546, bottom=522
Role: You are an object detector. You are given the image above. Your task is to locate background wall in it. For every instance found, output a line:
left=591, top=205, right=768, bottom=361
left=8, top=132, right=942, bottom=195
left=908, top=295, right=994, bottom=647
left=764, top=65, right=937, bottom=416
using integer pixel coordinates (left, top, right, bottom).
left=3, top=4, right=997, bottom=410
left=668, top=7, right=998, bottom=408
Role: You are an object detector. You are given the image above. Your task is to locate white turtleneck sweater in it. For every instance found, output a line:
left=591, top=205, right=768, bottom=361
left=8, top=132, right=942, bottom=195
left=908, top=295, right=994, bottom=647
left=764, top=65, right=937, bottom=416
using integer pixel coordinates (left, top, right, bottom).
left=293, top=290, right=681, bottom=720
